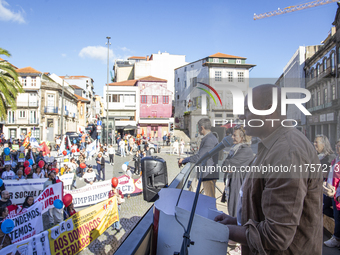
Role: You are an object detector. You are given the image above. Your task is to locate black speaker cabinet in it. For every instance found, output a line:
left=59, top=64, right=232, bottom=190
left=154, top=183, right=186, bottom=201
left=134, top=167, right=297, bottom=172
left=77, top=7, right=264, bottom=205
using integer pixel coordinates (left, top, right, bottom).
left=141, top=156, right=168, bottom=202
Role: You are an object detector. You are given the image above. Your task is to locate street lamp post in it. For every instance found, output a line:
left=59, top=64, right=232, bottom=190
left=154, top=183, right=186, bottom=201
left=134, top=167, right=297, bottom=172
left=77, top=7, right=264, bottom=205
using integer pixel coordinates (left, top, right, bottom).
left=60, top=75, right=69, bottom=139
left=106, top=36, right=111, bottom=145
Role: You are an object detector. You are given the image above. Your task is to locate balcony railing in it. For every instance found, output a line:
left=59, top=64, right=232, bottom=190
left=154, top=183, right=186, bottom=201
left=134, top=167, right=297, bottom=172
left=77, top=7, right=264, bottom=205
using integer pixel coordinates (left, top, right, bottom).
left=307, top=99, right=338, bottom=113
left=17, top=101, right=39, bottom=107
left=44, top=106, right=58, bottom=114
left=64, top=110, right=69, bottom=116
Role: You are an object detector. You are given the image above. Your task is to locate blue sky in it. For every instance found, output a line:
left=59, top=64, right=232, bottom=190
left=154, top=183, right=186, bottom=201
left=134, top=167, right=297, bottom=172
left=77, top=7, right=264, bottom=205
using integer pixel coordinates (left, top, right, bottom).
left=0, top=0, right=337, bottom=96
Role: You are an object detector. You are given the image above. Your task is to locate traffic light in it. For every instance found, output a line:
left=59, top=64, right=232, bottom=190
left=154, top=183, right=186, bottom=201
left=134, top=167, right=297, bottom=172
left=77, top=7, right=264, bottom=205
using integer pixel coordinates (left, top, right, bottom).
left=169, top=123, right=173, bottom=132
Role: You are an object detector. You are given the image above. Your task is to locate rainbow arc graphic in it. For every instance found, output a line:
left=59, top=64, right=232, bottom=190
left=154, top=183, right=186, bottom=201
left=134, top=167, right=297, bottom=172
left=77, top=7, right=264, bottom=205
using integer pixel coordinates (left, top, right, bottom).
left=196, top=82, right=222, bottom=106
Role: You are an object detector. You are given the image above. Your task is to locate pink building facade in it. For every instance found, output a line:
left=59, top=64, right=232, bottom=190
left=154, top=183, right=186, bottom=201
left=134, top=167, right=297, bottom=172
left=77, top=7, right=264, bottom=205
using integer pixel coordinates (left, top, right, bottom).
left=137, top=76, right=173, bottom=140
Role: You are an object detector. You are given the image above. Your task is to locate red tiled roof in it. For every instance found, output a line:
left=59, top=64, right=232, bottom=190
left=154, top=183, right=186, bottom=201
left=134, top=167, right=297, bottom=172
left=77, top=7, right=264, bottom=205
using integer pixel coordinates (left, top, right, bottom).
left=209, top=52, right=246, bottom=59
left=70, top=85, right=83, bottom=90
left=108, top=80, right=137, bottom=86
left=16, top=66, right=41, bottom=74
left=0, top=57, right=4, bottom=61
left=128, top=56, right=146, bottom=60
left=74, top=94, right=90, bottom=102
left=138, top=76, right=167, bottom=82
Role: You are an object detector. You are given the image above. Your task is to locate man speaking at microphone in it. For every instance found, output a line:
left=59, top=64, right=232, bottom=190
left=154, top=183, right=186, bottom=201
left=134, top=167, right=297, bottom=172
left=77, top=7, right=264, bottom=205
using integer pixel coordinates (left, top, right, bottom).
left=178, top=118, right=219, bottom=198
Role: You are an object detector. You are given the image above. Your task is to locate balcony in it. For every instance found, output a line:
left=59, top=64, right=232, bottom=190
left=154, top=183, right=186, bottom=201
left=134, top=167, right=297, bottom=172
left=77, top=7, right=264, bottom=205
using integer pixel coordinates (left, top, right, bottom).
left=44, top=106, right=58, bottom=114
left=17, top=101, right=39, bottom=107
left=307, top=99, right=338, bottom=113
left=64, top=110, right=69, bottom=116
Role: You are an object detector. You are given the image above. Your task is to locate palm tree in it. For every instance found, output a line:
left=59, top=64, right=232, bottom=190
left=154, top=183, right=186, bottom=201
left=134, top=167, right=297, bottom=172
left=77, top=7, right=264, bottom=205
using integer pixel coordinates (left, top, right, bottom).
left=0, top=48, right=24, bottom=120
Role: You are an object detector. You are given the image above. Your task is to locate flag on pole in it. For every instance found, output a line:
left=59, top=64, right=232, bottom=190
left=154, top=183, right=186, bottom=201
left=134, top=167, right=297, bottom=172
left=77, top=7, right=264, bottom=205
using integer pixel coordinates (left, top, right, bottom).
left=38, top=141, right=50, bottom=156
left=59, top=135, right=66, bottom=154
left=30, top=137, right=42, bottom=149
left=23, top=131, right=32, bottom=148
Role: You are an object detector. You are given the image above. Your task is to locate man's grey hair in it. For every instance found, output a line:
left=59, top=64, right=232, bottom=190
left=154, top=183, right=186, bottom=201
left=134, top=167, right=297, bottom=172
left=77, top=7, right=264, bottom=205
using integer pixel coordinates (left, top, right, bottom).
left=315, top=134, right=334, bottom=155
left=1, top=190, right=8, bottom=196
left=17, top=170, right=23, bottom=174
left=197, top=118, right=211, bottom=131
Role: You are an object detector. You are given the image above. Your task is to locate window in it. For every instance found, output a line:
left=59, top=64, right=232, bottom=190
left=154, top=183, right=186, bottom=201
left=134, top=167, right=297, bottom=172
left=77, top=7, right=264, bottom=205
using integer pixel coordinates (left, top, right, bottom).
left=125, top=94, right=135, bottom=104
left=163, top=96, right=169, bottom=104
left=316, top=65, right=319, bottom=77
left=112, top=94, right=118, bottom=102
left=21, top=77, right=27, bottom=86
left=323, top=59, right=327, bottom=71
left=9, top=129, right=16, bottom=139
left=108, top=95, right=112, bottom=102
left=177, top=95, right=179, bottom=100
left=191, top=64, right=194, bottom=68
left=228, top=72, right=233, bottom=82
left=215, top=71, right=222, bottom=82
left=324, top=88, right=328, bottom=103
left=226, top=114, right=234, bottom=117
left=317, top=91, right=321, bottom=106
left=31, top=77, right=36, bottom=86
left=80, top=105, right=83, bottom=115
left=184, top=100, right=186, bottom=107
left=141, top=95, right=147, bottom=103
left=31, top=128, right=40, bottom=141
left=152, top=96, right=158, bottom=104
left=177, top=78, right=179, bottom=82
left=237, top=72, right=244, bottom=82
left=191, top=77, right=197, bottom=87
left=8, top=111, right=15, bottom=124
left=332, top=85, right=336, bottom=100
left=236, top=59, right=241, bottom=64
left=19, top=111, right=26, bottom=118
left=30, top=111, right=37, bottom=124
left=184, top=81, right=187, bottom=88
left=311, top=68, right=314, bottom=79
left=331, top=53, right=335, bottom=72
left=184, top=67, right=187, bottom=72
left=215, top=113, right=223, bottom=118
left=311, top=93, right=315, bottom=107
left=213, top=58, right=219, bottom=63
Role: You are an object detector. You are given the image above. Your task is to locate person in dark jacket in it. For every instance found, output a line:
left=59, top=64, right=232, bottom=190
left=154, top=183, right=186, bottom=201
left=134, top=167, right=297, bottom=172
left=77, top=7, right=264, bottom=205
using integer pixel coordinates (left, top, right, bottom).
left=221, top=126, right=254, bottom=217
left=133, top=150, right=141, bottom=175
left=96, top=153, right=105, bottom=181
left=178, top=118, right=219, bottom=198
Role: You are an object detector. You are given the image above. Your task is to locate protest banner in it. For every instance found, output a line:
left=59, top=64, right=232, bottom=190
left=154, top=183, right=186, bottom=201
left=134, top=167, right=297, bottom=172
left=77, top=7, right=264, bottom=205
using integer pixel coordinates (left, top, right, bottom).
left=48, top=197, right=118, bottom=255
left=64, top=180, right=111, bottom=207
left=17, top=151, right=26, bottom=162
left=8, top=202, right=43, bottom=243
left=4, top=178, right=48, bottom=204
left=34, top=182, right=63, bottom=214
left=4, top=154, right=12, bottom=165
left=64, top=176, right=142, bottom=207
left=59, top=173, right=74, bottom=190
left=1, top=230, right=51, bottom=255
left=12, top=144, right=19, bottom=150
left=86, top=140, right=97, bottom=158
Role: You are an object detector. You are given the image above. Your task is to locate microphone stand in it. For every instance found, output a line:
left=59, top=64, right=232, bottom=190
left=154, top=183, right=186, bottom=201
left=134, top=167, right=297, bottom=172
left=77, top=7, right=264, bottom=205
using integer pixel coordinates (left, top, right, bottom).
left=174, top=159, right=207, bottom=255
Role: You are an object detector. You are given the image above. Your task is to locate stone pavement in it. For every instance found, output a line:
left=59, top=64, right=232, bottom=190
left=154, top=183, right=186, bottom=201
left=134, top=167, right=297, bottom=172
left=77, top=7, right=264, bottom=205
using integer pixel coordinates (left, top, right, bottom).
left=78, top=148, right=182, bottom=255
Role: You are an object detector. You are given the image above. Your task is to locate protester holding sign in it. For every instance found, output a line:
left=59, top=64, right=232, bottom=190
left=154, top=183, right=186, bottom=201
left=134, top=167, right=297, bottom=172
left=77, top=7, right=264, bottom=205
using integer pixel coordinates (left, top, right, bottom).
left=1, top=166, right=14, bottom=180
left=83, top=165, right=96, bottom=185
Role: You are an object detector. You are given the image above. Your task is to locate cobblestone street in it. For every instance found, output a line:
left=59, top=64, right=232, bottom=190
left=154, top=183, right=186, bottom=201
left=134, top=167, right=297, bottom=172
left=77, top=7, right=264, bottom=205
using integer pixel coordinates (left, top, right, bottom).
left=79, top=147, right=183, bottom=255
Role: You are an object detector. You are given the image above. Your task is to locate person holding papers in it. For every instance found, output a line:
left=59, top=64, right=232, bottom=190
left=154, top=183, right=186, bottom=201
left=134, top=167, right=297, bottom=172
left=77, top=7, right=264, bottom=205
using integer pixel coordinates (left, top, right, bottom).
left=84, top=165, right=96, bottom=185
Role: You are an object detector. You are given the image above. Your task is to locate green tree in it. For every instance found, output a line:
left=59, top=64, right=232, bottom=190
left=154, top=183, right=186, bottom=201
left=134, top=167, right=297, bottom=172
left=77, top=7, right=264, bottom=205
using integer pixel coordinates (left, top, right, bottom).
left=0, top=48, right=24, bottom=120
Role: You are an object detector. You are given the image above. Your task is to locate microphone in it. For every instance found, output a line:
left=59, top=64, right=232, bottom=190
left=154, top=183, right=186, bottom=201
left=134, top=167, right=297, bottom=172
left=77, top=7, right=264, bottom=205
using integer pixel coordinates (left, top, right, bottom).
left=196, top=136, right=232, bottom=165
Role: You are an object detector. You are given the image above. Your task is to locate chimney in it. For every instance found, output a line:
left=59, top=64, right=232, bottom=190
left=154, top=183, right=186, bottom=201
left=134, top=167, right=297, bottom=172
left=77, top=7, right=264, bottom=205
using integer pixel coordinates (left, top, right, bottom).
left=147, top=55, right=149, bottom=61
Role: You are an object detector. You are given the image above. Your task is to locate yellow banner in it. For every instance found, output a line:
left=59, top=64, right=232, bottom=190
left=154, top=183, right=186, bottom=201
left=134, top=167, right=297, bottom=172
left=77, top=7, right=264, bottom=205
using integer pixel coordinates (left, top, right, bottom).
left=48, top=197, right=119, bottom=255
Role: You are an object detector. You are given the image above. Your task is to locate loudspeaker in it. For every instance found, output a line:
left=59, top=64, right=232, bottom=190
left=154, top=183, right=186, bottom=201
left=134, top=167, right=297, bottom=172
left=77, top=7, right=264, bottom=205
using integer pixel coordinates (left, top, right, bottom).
left=141, top=156, right=168, bottom=202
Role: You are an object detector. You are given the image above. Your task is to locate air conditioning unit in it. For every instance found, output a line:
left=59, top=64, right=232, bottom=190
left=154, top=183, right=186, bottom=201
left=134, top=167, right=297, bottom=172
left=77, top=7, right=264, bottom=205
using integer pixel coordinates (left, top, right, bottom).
left=223, top=59, right=228, bottom=63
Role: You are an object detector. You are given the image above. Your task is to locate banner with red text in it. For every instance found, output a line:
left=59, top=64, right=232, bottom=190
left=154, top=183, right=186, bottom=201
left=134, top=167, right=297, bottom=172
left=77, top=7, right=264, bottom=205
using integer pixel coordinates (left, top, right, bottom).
left=48, top=197, right=119, bottom=255
left=34, top=182, right=63, bottom=214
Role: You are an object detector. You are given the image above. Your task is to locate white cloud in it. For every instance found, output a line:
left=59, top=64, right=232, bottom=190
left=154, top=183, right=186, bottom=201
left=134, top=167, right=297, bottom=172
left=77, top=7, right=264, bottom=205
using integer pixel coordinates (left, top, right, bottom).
left=0, top=0, right=25, bottom=23
left=79, top=46, right=115, bottom=63
left=61, top=53, right=67, bottom=57
left=120, top=47, right=131, bottom=52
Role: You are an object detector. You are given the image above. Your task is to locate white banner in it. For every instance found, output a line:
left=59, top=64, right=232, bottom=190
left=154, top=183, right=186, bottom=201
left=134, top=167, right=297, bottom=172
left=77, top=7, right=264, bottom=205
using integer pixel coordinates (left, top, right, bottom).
left=4, top=179, right=48, bottom=204
left=34, top=182, right=63, bottom=214
left=1, top=230, right=51, bottom=255
left=59, top=173, right=74, bottom=190
left=8, top=202, right=43, bottom=243
left=86, top=139, right=97, bottom=158
left=64, top=180, right=111, bottom=207
left=64, top=175, right=143, bottom=207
